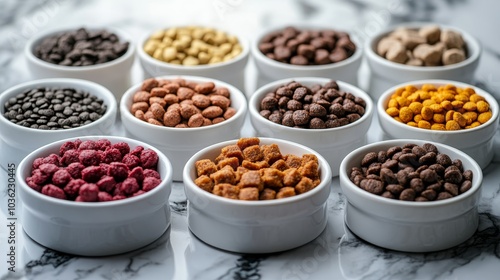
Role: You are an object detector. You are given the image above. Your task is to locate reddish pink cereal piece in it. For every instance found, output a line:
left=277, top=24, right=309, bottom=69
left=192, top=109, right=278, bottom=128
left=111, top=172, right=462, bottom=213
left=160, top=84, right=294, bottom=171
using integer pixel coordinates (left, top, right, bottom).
left=143, top=177, right=161, bottom=192
left=31, top=169, right=49, bottom=185
left=75, top=196, right=84, bottom=202
left=52, top=169, right=72, bottom=187
left=140, top=149, right=159, bottom=169
left=113, top=183, right=124, bottom=196
left=122, top=154, right=140, bottom=169
left=41, top=184, right=67, bottom=200
left=96, top=175, right=116, bottom=192
left=95, top=139, right=111, bottom=150
left=81, top=166, right=103, bottom=183
left=61, top=149, right=79, bottom=166
left=26, top=177, right=42, bottom=192
left=42, top=154, right=61, bottom=166
left=64, top=179, right=85, bottom=198
left=108, top=162, right=129, bottom=181
left=143, top=169, right=160, bottom=179
left=73, top=139, right=82, bottom=147
left=97, top=191, right=113, bottom=202
left=112, top=142, right=130, bottom=157
left=129, top=146, right=144, bottom=157
left=103, top=148, right=122, bottom=164
left=132, top=190, right=146, bottom=197
left=66, top=162, right=85, bottom=179
left=39, top=163, right=59, bottom=177
left=79, top=149, right=101, bottom=166
left=119, top=177, right=140, bottom=195
left=78, top=140, right=97, bottom=151
left=59, top=141, right=77, bottom=156
left=99, top=163, right=110, bottom=174
left=129, top=166, right=144, bottom=183
left=112, top=195, right=127, bottom=201
left=79, top=183, right=99, bottom=202
left=32, top=158, right=44, bottom=169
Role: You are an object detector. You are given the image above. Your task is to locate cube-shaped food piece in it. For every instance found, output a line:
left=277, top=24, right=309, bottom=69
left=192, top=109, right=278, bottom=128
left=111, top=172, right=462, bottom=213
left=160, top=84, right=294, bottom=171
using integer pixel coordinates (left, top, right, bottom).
left=221, top=145, right=244, bottom=162
left=242, top=160, right=270, bottom=170
left=195, top=159, right=217, bottom=176
left=195, top=175, right=214, bottom=193
left=283, top=168, right=302, bottom=186
left=210, top=165, right=236, bottom=185
left=301, top=154, right=319, bottom=165
left=299, top=160, right=319, bottom=179
left=284, top=154, right=302, bottom=168
left=261, top=144, right=283, bottom=164
left=239, top=187, right=259, bottom=200
left=235, top=166, right=248, bottom=182
left=217, top=157, right=240, bottom=171
left=270, top=159, right=288, bottom=171
left=242, top=145, right=264, bottom=162
left=261, top=168, right=284, bottom=188
left=214, top=153, right=226, bottom=164
left=239, top=170, right=264, bottom=191
left=276, top=186, right=296, bottom=199
left=295, top=177, right=315, bottom=194
left=260, top=188, right=276, bottom=200
left=237, top=137, right=260, bottom=150
left=213, top=183, right=240, bottom=199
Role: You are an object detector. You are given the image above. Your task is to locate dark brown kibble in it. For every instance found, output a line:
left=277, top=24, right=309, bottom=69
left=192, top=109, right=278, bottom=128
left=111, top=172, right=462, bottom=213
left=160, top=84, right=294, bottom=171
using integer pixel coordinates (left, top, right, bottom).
left=410, top=178, right=425, bottom=193
left=386, top=184, right=404, bottom=195
left=444, top=169, right=463, bottom=184
left=396, top=169, right=409, bottom=186
left=381, top=159, right=398, bottom=170
left=463, top=170, right=473, bottom=181
left=436, top=154, right=452, bottom=166
left=399, top=153, right=418, bottom=166
left=420, top=169, right=438, bottom=183
left=399, top=188, right=416, bottom=201
left=452, top=159, right=464, bottom=172
left=422, top=143, right=438, bottom=154
left=360, top=179, right=384, bottom=194
left=309, top=118, right=326, bottom=129
left=292, top=110, right=310, bottom=126
left=293, top=87, right=309, bottom=101
left=387, top=146, right=402, bottom=158
left=261, top=96, right=278, bottom=111
left=377, top=151, right=388, bottom=163
left=443, top=182, right=459, bottom=196
left=380, top=168, right=397, bottom=184
left=381, top=191, right=395, bottom=199
left=419, top=152, right=436, bottom=165
left=421, top=189, right=437, bottom=200
left=437, top=192, right=453, bottom=200
left=429, top=164, right=445, bottom=176
left=460, top=180, right=472, bottom=193
left=361, top=152, right=378, bottom=167
left=367, top=162, right=382, bottom=175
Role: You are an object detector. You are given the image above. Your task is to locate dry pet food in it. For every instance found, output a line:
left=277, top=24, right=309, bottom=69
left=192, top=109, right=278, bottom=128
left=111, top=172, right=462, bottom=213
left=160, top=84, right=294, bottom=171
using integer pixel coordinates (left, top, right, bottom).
left=3, top=87, right=106, bottom=130
left=143, top=26, right=242, bottom=65
left=376, top=25, right=467, bottom=66
left=385, top=84, right=492, bottom=130
left=34, top=27, right=129, bottom=66
left=259, top=26, right=356, bottom=65
left=26, top=139, right=161, bottom=202
left=259, top=80, right=366, bottom=129
left=349, top=142, right=473, bottom=201
left=194, top=137, right=321, bottom=200
left=131, top=78, right=236, bottom=128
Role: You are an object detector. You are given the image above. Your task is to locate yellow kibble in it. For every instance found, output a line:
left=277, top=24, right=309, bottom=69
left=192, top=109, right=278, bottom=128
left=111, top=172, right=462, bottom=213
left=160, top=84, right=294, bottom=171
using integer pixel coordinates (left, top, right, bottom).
left=396, top=96, right=411, bottom=107
left=431, top=123, right=446, bottom=130
left=469, top=121, right=481, bottom=128
left=388, top=99, right=398, bottom=108
left=399, top=107, right=414, bottom=123
left=453, top=112, right=467, bottom=127
left=394, top=87, right=405, bottom=97
left=419, top=90, right=432, bottom=100
left=462, top=111, right=478, bottom=125
left=463, top=87, right=476, bottom=96
left=414, top=114, right=423, bottom=122
left=407, top=92, right=420, bottom=102
left=407, top=121, right=418, bottom=127
left=422, top=99, right=436, bottom=107
left=418, top=120, right=431, bottom=129
left=408, top=102, right=423, bottom=115
left=445, top=110, right=455, bottom=122
left=469, top=93, right=484, bottom=103
left=455, top=94, right=469, bottom=102
left=451, top=100, right=464, bottom=109
left=446, top=120, right=461, bottom=130
left=422, top=84, right=437, bottom=91
left=462, top=101, right=477, bottom=111
left=476, top=100, right=490, bottom=113
left=441, top=100, right=453, bottom=111
left=429, top=103, right=443, bottom=113
left=405, top=85, right=418, bottom=93
left=478, top=111, right=492, bottom=124
left=386, top=107, right=399, bottom=117
left=421, top=106, right=434, bottom=121
left=433, top=113, right=445, bottom=123
left=444, top=84, right=457, bottom=91
left=441, top=92, right=456, bottom=101
left=394, top=117, right=403, bottom=122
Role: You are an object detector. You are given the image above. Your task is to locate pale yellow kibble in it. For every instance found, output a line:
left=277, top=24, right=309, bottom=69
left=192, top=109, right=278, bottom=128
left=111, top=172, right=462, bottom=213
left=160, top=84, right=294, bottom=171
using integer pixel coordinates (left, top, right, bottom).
left=209, top=56, right=222, bottom=64
left=153, top=48, right=163, bottom=60
left=422, top=99, right=436, bottom=107
left=388, top=99, right=398, bottom=108
left=162, top=47, right=177, bottom=61
left=203, top=33, right=216, bottom=44
left=446, top=120, right=461, bottom=130
left=223, top=54, right=234, bottom=61
left=417, top=120, right=431, bottom=129
left=462, top=101, right=477, bottom=111
left=469, top=93, right=485, bottom=103
left=408, top=102, right=423, bottom=115
left=169, top=59, right=181, bottom=65
left=476, top=100, right=490, bottom=113
left=407, top=121, right=418, bottom=127
left=219, top=43, right=233, bottom=55
left=227, top=35, right=238, bottom=44
left=462, top=111, right=478, bottom=125
left=214, top=34, right=227, bottom=45
left=433, top=113, right=445, bottom=123
left=192, top=29, right=204, bottom=40
left=198, top=52, right=211, bottom=64
left=478, top=111, right=492, bottom=124
left=178, top=34, right=192, bottom=43
left=183, top=56, right=200, bottom=66
left=422, top=84, right=437, bottom=91
left=451, top=100, right=464, bottom=109
left=186, top=47, right=200, bottom=57
left=231, top=48, right=241, bottom=57
left=421, top=106, right=434, bottom=121
left=144, top=40, right=160, bottom=55
left=441, top=100, right=453, bottom=111
left=399, top=107, right=413, bottom=123
left=386, top=107, right=399, bottom=117
left=469, top=121, right=481, bottom=128
left=445, top=110, right=455, bottom=122
left=172, top=40, right=185, bottom=51
left=431, top=123, right=446, bottom=130
left=453, top=112, right=467, bottom=127
left=454, top=94, right=469, bottom=102
left=162, top=36, right=173, bottom=45
left=414, top=114, right=423, bottom=122
left=165, top=28, right=177, bottom=38
left=150, top=30, right=165, bottom=40
left=177, top=28, right=191, bottom=37
left=176, top=52, right=186, bottom=60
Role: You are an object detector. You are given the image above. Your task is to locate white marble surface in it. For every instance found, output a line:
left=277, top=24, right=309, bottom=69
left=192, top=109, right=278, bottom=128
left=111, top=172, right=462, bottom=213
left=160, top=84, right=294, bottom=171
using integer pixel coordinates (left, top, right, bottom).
left=1, top=0, right=500, bottom=279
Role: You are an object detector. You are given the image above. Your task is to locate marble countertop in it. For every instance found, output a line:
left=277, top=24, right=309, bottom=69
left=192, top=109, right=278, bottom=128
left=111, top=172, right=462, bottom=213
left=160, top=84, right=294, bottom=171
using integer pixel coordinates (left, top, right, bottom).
left=1, top=0, right=500, bottom=279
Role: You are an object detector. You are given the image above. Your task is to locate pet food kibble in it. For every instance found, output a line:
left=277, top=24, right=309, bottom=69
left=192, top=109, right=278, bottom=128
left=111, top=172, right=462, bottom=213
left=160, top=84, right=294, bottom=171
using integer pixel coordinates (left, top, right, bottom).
left=377, top=25, right=467, bottom=66
left=386, top=84, right=492, bottom=130
left=349, top=143, right=473, bottom=201
left=34, top=27, right=129, bottom=66
left=193, top=138, right=321, bottom=200
left=25, top=139, right=162, bottom=202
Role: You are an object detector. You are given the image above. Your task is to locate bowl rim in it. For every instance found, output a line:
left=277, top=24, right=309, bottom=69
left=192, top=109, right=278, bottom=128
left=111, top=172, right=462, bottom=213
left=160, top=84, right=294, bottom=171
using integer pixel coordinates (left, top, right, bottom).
left=376, top=79, right=499, bottom=135
left=339, top=138, right=483, bottom=208
left=120, top=75, right=248, bottom=132
left=17, top=135, right=173, bottom=208
left=0, top=78, right=117, bottom=134
left=364, top=21, right=481, bottom=71
left=249, top=77, right=374, bottom=133
left=250, top=24, right=363, bottom=71
left=136, top=25, right=250, bottom=70
left=183, top=137, right=332, bottom=206
left=24, top=25, right=135, bottom=72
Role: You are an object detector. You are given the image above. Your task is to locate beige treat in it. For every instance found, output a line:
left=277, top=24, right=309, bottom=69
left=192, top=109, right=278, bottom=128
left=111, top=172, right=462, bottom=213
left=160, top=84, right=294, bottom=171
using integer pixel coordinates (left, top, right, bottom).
left=399, top=30, right=426, bottom=50
left=388, top=27, right=409, bottom=40
left=413, top=44, right=442, bottom=65
left=183, top=56, right=200, bottom=66
left=162, top=47, right=177, bottom=62
left=442, top=48, right=466, bottom=65
left=419, top=25, right=441, bottom=44
left=441, top=30, right=464, bottom=49
left=385, top=42, right=408, bottom=64
left=406, top=58, right=424, bottom=66
left=377, top=37, right=400, bottom=56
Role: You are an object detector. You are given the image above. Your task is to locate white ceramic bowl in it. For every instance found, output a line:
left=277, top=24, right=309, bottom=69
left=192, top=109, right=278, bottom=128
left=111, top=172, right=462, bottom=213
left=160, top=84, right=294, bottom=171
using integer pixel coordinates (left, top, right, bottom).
left=249, top=77, right=374, bottom=177
left=365, top=22, right=481, bottom=99
left=377, top=79, right=499, bottom=169
left=137, top=27, right=250, bottom=92
left=251, top=25, right=363, bottom=88
left=183, top=137, right=332, bottom=253
left=25, top=26, right=135, bottom=99
left=0, top=78, right=117, bottom=165
left=339, top=139, right=482, bottom=252
left=17, top=136, right=173, bottom=256
left=120, top=75, right=248, bottom=181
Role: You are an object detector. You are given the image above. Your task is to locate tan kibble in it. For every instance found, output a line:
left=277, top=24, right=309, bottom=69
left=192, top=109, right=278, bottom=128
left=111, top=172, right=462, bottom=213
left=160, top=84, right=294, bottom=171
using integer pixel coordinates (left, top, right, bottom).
left=150, top=87, right=168, bottom=98
left=442, top=49, right=465, bottom=65
left=385, top=42, right=408, bottom=64
left=162, top=47, right=177, bottom=61
left=134, top=110, right=145, bottom=121
left=213, top=87, right=230, bottom=98
left=418, top=25, right=441, bottom=44
left=212, top=117, right=225, bottom=124
left=195, top=82, right=216, bottom=94
left=147, top=118, right=163, bottom=126
left=144, top=110, right=155, bottom=121
left=149, top=97, right=166, bottom=107
left=413, top=44, right=442, bottom=65
left=164, top=94, right=179, bottom=106
left=399, top=31, right=426, bottom=50
left=377, top=37, right=400, bottom=56
left=224, top=108, right=236, bottom=120
left=441, top=30, right=464, bottom=49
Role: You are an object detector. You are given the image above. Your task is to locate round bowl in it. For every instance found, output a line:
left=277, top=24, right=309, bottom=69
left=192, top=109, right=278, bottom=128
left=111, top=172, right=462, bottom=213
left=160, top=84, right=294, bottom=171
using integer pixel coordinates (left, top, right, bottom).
left=365, top=22, right=481, bottom=99
left=251, top=25, right=363, bottom=88
left=183, top=137, right=332, bottom=253
left=249, top=77, right=374, bottom=177
left=25, top=26, right=135, bottom=99
left=377, top=79, right=499, bottom=169
left=339, top=139, right=482, bottom=252
left=137, top=27, right=250, bottom=92
left=0, top=78, right=117, bottom=165
left=17, top=135, right=173, bottom=256
left=120, top=75, right=248, bottom=181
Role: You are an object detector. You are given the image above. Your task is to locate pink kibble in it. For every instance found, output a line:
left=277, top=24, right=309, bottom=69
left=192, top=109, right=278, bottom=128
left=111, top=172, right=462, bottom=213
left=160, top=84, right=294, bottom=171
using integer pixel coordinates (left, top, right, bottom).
left=31, top=169, right=49, bottom=185
left=59, top=141, right=77, bottom=156
left=96, top=176, right=116, bottom=192
left=41, top=184, right=66, bottom=200
left=132, top=190, right=146, bottom=197
left=143, top=169, right=161, bottom=179
left=128, top=166, right=144, bottom=183
left=66, top=162, right=85, bottom=179
left=75, top=196, right=84, bottom=202
left=78, top=140, right=97, bottom=151
left=119, top=177, right=140, bottom=195
left=39, top=163, right=59, bottom=177
left=95, top=139, right=111, bottom=150
left=79, top=183, right=99, bottom=202
left=32, top=158, right=44, bottom=169
left=143, top=177, right=161, bottom=192
left=122, top=154, right=140, bottom=169
left=64, top=179, right=85, bottom=198
left=97, top=192, right=113, bottom=202
left=52, top=169, right=72, bottom=187
left=73, top=139, right=82, bottom=147
left=108, top=162, right=129, bottom=181
left=103, top=148, right=122, bottom=163
left=112, top=195, right=127, bottom=201
left=129, top=146, right=144, bottom=157
left=26, top=177, right=42, bottom=192
left=113, top=183, right=124, bottom=196
left=81, top=166, right=103, bottom=183
left=61, top=149, right=79, bottom=165
left=79, top=149, right=101, bottom=166
left=42, top=154, right=61, bottom=166
left=112, top=142, right=130, bottom=156
left=140, top=150, right=159, bottom=169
